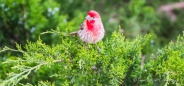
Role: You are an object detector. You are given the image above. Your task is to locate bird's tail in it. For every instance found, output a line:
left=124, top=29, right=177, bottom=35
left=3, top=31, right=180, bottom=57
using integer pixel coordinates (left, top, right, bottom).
left=70, top=31, right=78, bottom=36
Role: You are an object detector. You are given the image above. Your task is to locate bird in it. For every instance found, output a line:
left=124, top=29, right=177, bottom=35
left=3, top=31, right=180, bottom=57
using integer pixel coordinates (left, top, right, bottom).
left=70, top=10, right=105, bottom=50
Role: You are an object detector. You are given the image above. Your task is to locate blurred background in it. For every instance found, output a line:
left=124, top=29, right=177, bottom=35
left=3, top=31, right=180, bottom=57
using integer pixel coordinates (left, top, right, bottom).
left=0, top=0, right=184, bottom=85
left=1, top=0, right=184, bottom=49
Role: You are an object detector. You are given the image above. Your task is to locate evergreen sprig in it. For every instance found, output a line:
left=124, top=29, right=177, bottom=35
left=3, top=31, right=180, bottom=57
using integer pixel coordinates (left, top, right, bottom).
left=2, top=30, right=184, bottom=85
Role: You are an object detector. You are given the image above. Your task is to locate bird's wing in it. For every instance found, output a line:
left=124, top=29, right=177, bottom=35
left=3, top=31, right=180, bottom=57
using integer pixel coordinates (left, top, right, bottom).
left=70, top=20, right=85, bottom=36
left=80, top=20, right=86, bottom=30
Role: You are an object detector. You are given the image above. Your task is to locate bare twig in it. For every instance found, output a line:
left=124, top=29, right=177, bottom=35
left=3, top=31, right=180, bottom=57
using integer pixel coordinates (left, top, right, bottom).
left=141, top=55, right=146, bottom=70
left=158, top=2, right=184, bottom=21
left=53, top=59, right=63, bottom=63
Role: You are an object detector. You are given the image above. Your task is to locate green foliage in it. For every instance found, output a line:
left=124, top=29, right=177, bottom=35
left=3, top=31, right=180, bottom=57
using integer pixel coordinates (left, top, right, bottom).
left=0, top=0, right=84, bottom=47
left=1, top=29, right=184, bottom=86
left=0, top=29, right=151, bottom=85
left=147, top=33, right=184, bottom=85
left=0, top=30, right=184, bottom=86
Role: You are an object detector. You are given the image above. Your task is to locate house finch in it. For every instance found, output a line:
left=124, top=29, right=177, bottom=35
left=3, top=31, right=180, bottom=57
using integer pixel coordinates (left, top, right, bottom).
left=70, top=10, right=105, bottom=44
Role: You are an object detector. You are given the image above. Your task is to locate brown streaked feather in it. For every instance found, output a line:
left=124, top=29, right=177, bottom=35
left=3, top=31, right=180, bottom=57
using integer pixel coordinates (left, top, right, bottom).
left=80, top=22, right=85, bottom=30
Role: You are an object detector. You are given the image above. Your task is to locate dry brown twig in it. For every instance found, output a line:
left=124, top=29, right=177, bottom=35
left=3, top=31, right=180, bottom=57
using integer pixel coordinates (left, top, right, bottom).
left=158, top=2, right=184, bottom=21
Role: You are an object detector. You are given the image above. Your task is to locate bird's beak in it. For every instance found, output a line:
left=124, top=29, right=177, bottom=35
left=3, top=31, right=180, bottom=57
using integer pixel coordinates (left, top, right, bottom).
left=85, top=15, right=91, bottom=20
